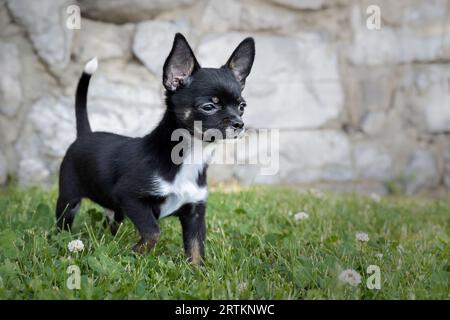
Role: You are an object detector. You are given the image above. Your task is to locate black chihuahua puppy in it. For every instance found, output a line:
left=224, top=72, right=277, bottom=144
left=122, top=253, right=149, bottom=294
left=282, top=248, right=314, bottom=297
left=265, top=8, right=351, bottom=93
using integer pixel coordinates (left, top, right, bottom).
left=56, top=33, right=255, bottom=264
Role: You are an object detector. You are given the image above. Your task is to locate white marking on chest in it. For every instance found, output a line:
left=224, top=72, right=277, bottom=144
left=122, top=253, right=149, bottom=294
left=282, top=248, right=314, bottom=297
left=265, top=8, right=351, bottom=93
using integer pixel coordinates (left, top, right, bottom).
left=154, top=140, right=215, bottom=219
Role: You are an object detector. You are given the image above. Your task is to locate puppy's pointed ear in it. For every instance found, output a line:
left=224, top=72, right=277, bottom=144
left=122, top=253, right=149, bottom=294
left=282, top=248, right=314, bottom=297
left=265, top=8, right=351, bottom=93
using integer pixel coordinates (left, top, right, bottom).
left=163, top=33, right=200, bottom=92
left=223, top=37, right=255, bottom=88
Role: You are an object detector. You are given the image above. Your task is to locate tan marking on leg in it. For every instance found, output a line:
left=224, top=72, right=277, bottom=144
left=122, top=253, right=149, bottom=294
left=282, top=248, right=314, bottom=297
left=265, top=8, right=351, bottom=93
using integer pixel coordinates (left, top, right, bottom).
left=133, top=232, right=160, bottom=255
left=190, top=238, right=201, bottom=265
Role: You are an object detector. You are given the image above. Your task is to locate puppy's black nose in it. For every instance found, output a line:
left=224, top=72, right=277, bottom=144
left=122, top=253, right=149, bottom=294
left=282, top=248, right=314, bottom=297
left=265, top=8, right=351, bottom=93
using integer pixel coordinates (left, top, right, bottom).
left=231, top=119, right=244, bottom=129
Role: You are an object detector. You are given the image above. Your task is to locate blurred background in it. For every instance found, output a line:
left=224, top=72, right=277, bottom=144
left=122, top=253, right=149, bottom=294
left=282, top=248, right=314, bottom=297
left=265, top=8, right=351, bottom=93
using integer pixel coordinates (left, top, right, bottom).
left=0, top=0, right=449, bottom=196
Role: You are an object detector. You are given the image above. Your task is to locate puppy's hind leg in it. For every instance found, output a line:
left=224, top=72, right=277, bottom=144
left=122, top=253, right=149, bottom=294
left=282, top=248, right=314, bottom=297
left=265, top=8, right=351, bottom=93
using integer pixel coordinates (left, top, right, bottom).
left=56, top=196, right=81, bottom=231
left=56, top=163, right=82, bottom=231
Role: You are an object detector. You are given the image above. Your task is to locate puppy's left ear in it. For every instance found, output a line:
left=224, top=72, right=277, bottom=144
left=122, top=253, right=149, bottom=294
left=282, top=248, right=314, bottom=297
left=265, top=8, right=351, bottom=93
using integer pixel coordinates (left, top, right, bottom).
left=163, top=33, right=200, bottom=92
left=223, top=37, right=255, bottom=88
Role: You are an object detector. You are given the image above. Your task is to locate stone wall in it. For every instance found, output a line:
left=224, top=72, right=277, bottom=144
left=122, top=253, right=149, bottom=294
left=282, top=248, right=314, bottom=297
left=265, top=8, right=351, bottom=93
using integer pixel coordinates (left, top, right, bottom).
left=0, top=0, right=449, bottom=195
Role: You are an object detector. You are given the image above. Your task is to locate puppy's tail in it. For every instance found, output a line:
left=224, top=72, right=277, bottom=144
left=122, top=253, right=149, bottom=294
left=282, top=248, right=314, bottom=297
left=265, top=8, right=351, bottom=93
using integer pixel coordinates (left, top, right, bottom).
left=75, top=57, right=97, bottom=137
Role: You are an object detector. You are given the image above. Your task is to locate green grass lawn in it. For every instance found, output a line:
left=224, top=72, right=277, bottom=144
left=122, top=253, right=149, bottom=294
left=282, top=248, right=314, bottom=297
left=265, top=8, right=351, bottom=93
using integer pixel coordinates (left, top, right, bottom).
left=0, top=186, right=448, bottom=299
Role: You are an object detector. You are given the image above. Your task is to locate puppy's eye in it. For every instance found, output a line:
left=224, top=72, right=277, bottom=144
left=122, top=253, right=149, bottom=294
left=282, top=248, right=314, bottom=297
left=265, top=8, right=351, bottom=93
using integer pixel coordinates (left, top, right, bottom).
left=239, top=102, right=246, bottom=112
left=212, top=96, right=220, bottom=104
left=199, top=103, right=218, bottom=114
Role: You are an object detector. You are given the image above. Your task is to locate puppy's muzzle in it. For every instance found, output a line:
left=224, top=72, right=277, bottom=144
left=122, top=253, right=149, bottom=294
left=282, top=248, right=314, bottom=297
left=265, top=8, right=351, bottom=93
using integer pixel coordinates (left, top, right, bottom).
left=230, top=118, right=244, bottom=130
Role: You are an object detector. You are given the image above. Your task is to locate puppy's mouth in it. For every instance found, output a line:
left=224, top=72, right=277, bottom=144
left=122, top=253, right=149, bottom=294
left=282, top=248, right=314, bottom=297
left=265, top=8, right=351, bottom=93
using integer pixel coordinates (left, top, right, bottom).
left=191, top=126, right=219, bottom=143
left=190, top=126, right=245, bottom=142
left=225, top=127, right=246, bottom=140
left=235, top=128, right=246, bottom=139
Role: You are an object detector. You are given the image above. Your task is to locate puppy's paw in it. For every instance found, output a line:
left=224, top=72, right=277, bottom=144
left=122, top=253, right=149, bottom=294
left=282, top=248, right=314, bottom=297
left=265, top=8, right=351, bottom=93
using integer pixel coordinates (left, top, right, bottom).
left=110, top=222, right=121, bottom=236
left=187, top=239, right=204, bottom=266
left=132, top=232, right=160, bottom=255
left=187, top=256, right=204, bottom=266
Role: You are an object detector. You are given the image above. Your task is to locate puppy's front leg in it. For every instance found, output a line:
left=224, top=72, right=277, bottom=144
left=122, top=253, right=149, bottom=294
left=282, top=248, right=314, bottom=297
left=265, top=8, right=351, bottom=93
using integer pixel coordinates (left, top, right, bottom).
left=178, top=203, right=206, bottom=265
left=120, top=199, right=160, bottom=254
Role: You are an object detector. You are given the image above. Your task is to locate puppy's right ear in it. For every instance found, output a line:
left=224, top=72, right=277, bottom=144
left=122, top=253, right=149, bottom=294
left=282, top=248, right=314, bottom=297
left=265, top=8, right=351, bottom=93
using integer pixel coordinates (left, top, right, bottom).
left=163, top=33, right=200, bottom=92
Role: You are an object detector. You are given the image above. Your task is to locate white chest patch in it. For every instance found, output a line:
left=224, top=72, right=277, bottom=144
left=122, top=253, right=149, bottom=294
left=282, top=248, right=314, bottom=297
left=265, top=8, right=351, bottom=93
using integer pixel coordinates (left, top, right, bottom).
left=153, top=140, right=215, bottom=219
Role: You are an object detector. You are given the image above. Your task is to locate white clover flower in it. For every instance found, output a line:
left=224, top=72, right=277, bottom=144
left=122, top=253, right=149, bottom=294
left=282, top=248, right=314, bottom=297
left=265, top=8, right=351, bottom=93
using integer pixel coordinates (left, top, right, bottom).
left=338, top=269, right=362, bottom=287
left=287, top=210, right=293, bottom=217
left=68, top=239, right=84, bottom=253
left=294, top=211, right=309, bottom=221
left=370, top=193, right=381, bottom=203
left=355, top=232, right=369, bottom=242
left=238, top=282, right=248, bottom=292
left=375, top=253, right=383, bottom=259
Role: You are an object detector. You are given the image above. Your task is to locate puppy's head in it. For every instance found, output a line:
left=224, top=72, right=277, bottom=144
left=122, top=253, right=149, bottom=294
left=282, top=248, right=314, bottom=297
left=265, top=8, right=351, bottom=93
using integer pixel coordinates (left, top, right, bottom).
left=163, top=33, right=255, bottom=141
